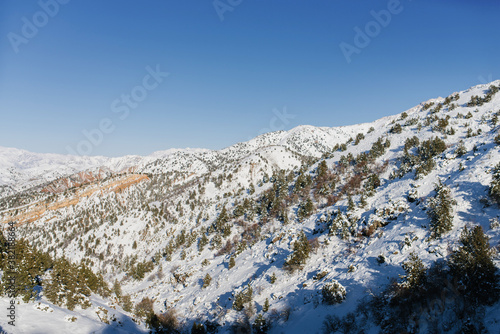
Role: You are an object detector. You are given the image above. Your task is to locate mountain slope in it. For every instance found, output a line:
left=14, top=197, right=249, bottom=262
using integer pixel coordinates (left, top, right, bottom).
left=1, top=80, right=500, bottom=333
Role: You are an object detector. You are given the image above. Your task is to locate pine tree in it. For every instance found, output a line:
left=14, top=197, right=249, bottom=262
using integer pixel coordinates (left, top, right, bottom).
left=78, top=261, right=108, bottom=297
left=280, top=209, right=289, bottom=225
left=43, top=271, right=58, bottom=305
left=232, top=284, right=253, bottom=311
left=228, top=256, right=236, bottom=269
left=317, top=160, right=328, bottom=179
left=45, top=257, right=74, bottom=308
left=270, top=273, right=276, bottom=284
left=283, top=231, right=311, bottom=272
left=294, top=172, right=312, bottom=193
left=364, top=174, right=381, bottom=196
left=297, top=197, right=314, bottom=219
left=369, top=137, right=386, bottom=159
left=347, top=195, right=355, bottom=211
left=65, top=261, right=81, bottom=311
left=0, top=238, right=52, bottom=303
left=400, top=252, right=426, bottom=291
left=74, top=264, right=92, bottom=309
left=217, top=206, right=229, bottom=224
left=15, top=241, right=39, bottom=302
left=113, top=279, right=122, bottom=300
left=340, top=221, right=350, bottom=240
left=252, top=314, right=269, bottom=334
left=428, top=181, right=455, bottom=239
left=360, top=194, right=367, bottom=208
left=198, top=234, right=208, bottom=252
left=213, top=206, right=230, bottom=235
left=321, top=280, right=347, bottom=305
left=490, top=162, right=500, bottom=203
left=211, top=234, right=222, bottom=249
left=449, top=226, right=500, bottom=306
left=135, top=297, right=154, bottom=320
left=249, top=183, right=255, bottom=195
left=191, top=322, right=206, bottom=334
left=121, top=294, right=133, bottom=313
left=263, top=298, right=270, bottom=312
left=202, top=273, right=212, bottom=288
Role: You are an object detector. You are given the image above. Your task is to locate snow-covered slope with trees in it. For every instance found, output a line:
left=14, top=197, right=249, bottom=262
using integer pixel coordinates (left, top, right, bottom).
left=1, top=80, right=500, bottom=333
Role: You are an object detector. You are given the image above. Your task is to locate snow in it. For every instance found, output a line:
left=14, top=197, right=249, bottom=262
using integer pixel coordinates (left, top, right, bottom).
left=0, top=296, right=147, bottom=334
left=1, top=80, right=500, bottom=333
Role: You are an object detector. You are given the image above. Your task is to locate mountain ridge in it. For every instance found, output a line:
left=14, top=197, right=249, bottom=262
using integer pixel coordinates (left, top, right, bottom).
left=0, top=79, right=500, bottom=333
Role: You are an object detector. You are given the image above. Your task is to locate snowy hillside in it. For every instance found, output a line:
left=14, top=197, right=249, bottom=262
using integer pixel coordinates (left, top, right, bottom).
left=0, top=122, right=366, bottom=200
left=0, top=147, right=144, bottom=198
left=1, top=80, right=500, bottom=333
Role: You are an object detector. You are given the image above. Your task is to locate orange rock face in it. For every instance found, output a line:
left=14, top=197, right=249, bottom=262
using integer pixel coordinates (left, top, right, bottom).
left=1, top=174, right=149, bottom=226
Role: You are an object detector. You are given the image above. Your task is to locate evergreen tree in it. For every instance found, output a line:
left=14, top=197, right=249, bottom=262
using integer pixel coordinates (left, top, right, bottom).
left=228, top=256, right=236, bottom=269
left=270, top=273, right=276, bottom=284
left=455, top=142, right=467, bottom=157
left=354, top=132, right=365, bottom=145
left=202, top=273, right=212, bottom=288
left=232, top=284, right=253, bottom=311
left=79, top=262, right=108, bottom=297
left=214, top=206, right=230, bottom=234
left=283, top=231, right=311, bottom=272
left=44, top=258, right=73, bottom=308
left=347, top=195, right=355, bottom=211
left=263, top=298, right=270, bottom=312
left=400, top=252, right=426, bottom=291
left=191, top=322, right=207, bottom=334
left=294, top=172, right=312, bottom=193
left=43, top=270, right=58, bottom=304
left=211, top=234, right=222, bottom=249
left=390, top=123, right=402, bottom=134
left=490, top=162, right=500, bottom=204
left=113, top=279, right=122, bottom=300
left=121, top=294, right=133, bottom=313
left=364, top=174, right=381, bottom=196
left=369, top=137, right=386, bottom=159
left=198, top=234, right=208, bottom=252
left=0, top=238, right=52, bottom=303
left=74, top=264, right=92, bottom=309
left=279, top=209, right=289, bottom=225
left=249, top=183, right=255, bottom=195
left=217, top=206, right=229, bottom=224
left=418, top=137, right=446, bottom=161
left=428, top=181, right=455, bottom=239
left=135, top=297, right=154, bottom=320
left=359, top=194, right=367, bottom=208
left=14, top=241, right=40, bottom=302
left=321, top=281, right=347, bottom=305
left=297, top=197, right=314, bottom=220
left=40, top=253, right=108, bottom=310
left=340, top=221, right=350, bottom=240
left=252, top=314, right=270, bottom=334
left=449, top=226, right=499, bottom=306
left=317, top=160, right=328, bottom=179
left=329, top=211, right=351, bottom=240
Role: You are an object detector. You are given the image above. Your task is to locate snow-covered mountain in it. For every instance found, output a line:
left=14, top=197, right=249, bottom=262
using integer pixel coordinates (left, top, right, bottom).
left=0, top=123, right=367, bottom=198
left=0, top=147, right=144, bottom=197
left=1, top=80, right=500, bottom=334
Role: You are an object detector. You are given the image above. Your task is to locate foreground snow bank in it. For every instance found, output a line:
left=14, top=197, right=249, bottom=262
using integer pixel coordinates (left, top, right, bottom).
left=0, top=297, right=147, bottom=334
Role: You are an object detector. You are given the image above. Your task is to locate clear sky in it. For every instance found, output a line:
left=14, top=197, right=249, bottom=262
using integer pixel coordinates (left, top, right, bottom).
left=0, top=0, right=499, bottom=157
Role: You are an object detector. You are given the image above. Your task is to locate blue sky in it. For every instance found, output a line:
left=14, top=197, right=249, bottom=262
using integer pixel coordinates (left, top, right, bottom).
left=0, top=0, right=499, bottom=157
